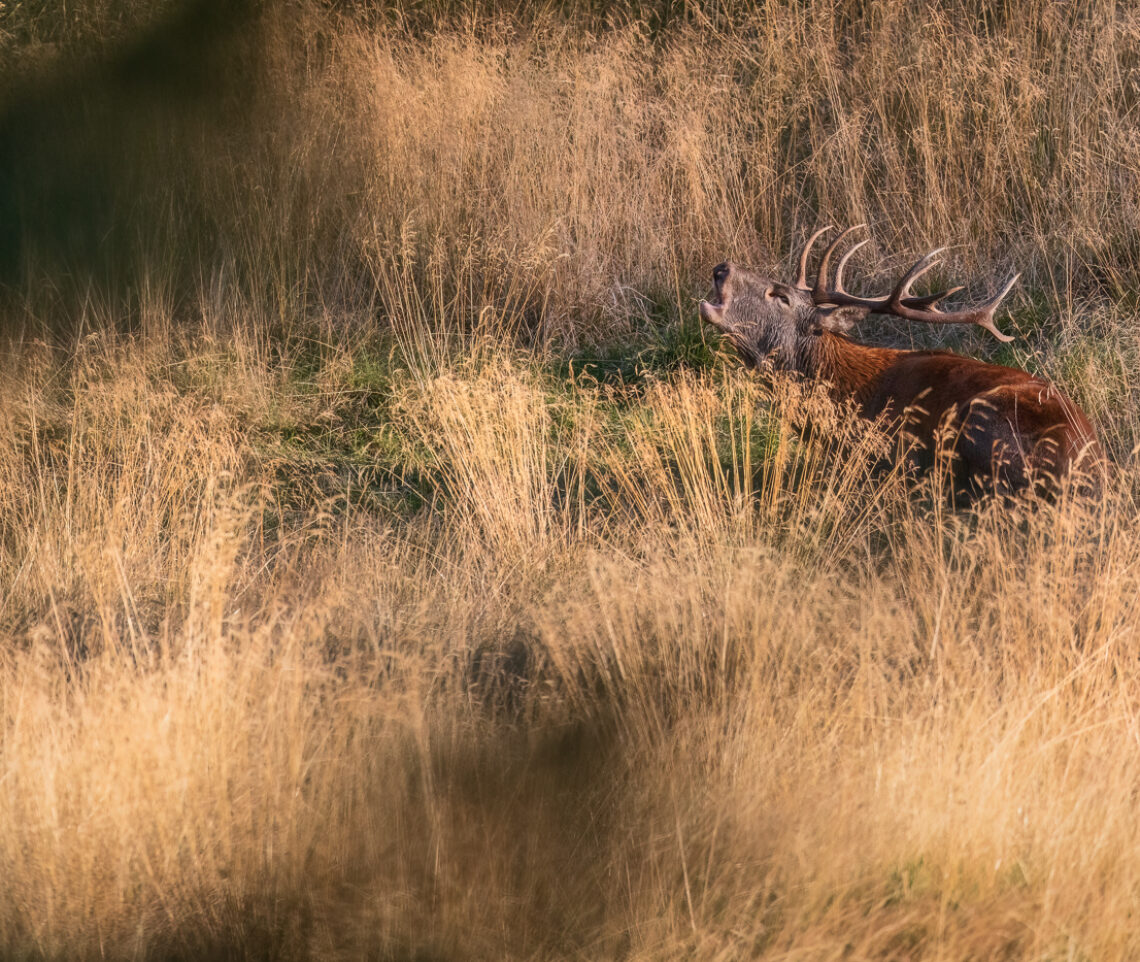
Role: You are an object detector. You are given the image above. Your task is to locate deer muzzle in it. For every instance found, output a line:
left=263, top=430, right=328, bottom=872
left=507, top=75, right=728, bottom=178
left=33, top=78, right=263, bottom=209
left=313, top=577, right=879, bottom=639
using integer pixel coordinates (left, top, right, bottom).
left=699, top=299, right=727, bottom=329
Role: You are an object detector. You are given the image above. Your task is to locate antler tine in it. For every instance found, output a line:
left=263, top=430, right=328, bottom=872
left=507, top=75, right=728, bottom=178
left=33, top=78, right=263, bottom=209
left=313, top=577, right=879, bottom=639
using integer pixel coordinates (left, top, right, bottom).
left=909, top=286, right=965, bottom=309
left=795, top=225, right=833, bottom=291
left=972, top=273, right=1020, bottom=342
left=991, top=272, right=1021, bottom=306
left=834, top=238, right=869, bottom=296
left=812, top=225, right=866, bottom=302
left=889, top=249, right=946, bottom=305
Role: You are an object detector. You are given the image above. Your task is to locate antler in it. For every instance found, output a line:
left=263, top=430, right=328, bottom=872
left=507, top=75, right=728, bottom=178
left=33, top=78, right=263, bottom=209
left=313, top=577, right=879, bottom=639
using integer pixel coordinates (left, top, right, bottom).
left=794, top=225, right=1019, bottom=342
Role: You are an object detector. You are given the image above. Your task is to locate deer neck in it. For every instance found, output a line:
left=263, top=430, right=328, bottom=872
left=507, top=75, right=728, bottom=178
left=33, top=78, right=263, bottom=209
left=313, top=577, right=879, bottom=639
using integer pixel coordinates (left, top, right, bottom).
left=806, top=333, right=900, bottom=406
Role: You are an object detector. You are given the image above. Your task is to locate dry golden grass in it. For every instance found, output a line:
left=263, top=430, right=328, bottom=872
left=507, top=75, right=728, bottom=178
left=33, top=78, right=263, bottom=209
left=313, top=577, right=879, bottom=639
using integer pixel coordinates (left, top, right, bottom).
left=1, top=324, right=1138, bottom=960
left=1, top=1, right=1140, bottom=959
left=7, top=0, right=1140, bottom=340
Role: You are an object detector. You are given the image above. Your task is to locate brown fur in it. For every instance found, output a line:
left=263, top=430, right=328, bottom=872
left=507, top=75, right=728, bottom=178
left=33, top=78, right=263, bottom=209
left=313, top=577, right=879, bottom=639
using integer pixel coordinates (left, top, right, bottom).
left=814, top=335, right=1102, bottom=496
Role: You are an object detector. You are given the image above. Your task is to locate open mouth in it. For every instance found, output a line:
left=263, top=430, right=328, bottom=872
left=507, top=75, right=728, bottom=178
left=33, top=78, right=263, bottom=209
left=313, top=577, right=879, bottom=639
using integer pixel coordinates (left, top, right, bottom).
left=699, top=299, right=727, bottom=330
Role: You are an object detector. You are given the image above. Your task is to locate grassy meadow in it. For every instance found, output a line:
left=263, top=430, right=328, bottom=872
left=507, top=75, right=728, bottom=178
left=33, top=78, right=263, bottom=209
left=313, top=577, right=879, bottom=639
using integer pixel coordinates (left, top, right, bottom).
left=2, top=0, right=1140, bottom=958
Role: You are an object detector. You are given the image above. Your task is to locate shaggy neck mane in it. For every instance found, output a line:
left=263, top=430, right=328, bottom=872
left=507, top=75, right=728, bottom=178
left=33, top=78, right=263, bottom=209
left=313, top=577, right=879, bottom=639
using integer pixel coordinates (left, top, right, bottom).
left=802, top=332, right=900, bottom=405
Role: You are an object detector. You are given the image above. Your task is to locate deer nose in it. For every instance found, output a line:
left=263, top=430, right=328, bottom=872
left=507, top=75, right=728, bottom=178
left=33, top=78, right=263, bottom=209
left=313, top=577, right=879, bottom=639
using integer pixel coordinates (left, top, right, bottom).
left=712, top=262, right=731, bottom=286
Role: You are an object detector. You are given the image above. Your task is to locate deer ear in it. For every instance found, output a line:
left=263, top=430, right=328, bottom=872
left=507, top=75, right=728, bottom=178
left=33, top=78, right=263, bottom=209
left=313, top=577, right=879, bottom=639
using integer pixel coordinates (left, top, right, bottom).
left=811, top=305, right=867, bottom=335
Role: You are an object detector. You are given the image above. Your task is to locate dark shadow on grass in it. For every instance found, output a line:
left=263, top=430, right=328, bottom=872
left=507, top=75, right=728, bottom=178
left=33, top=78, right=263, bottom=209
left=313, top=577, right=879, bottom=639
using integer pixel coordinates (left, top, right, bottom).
left=0, top=0, right=259, bottom=330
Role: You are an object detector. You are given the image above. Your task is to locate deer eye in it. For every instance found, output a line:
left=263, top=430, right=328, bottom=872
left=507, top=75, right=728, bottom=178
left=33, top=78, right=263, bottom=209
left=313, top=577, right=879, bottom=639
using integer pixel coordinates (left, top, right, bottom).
left=766, top=286, right=791, bottom=307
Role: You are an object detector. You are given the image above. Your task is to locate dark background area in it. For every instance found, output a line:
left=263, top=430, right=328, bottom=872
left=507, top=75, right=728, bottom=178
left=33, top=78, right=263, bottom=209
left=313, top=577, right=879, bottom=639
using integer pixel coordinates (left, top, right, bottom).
left=0, top=0, right=260, bottom=314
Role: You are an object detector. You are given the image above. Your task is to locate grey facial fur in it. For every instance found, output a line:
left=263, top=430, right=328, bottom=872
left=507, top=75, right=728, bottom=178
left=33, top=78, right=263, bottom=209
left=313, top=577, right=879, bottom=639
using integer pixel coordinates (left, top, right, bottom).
left=699, top=262, right=819, bottom=372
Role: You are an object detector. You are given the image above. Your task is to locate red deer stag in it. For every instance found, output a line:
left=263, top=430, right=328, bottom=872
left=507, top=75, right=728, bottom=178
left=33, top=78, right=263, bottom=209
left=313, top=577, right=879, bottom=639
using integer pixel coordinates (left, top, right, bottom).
left=699, top=226, right=1104, bottom=499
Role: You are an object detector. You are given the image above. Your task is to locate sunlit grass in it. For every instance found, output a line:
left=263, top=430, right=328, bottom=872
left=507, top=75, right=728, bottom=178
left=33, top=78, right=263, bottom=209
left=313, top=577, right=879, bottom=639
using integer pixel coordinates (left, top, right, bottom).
left=0, top=317, right=1137, bottom=959
left=1, top=0, right=1139, bottom=959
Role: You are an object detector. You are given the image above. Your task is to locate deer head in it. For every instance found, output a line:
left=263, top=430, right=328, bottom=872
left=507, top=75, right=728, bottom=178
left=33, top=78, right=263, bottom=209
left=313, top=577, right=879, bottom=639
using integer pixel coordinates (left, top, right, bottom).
left=699, top=226, right=1019, bottom=373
